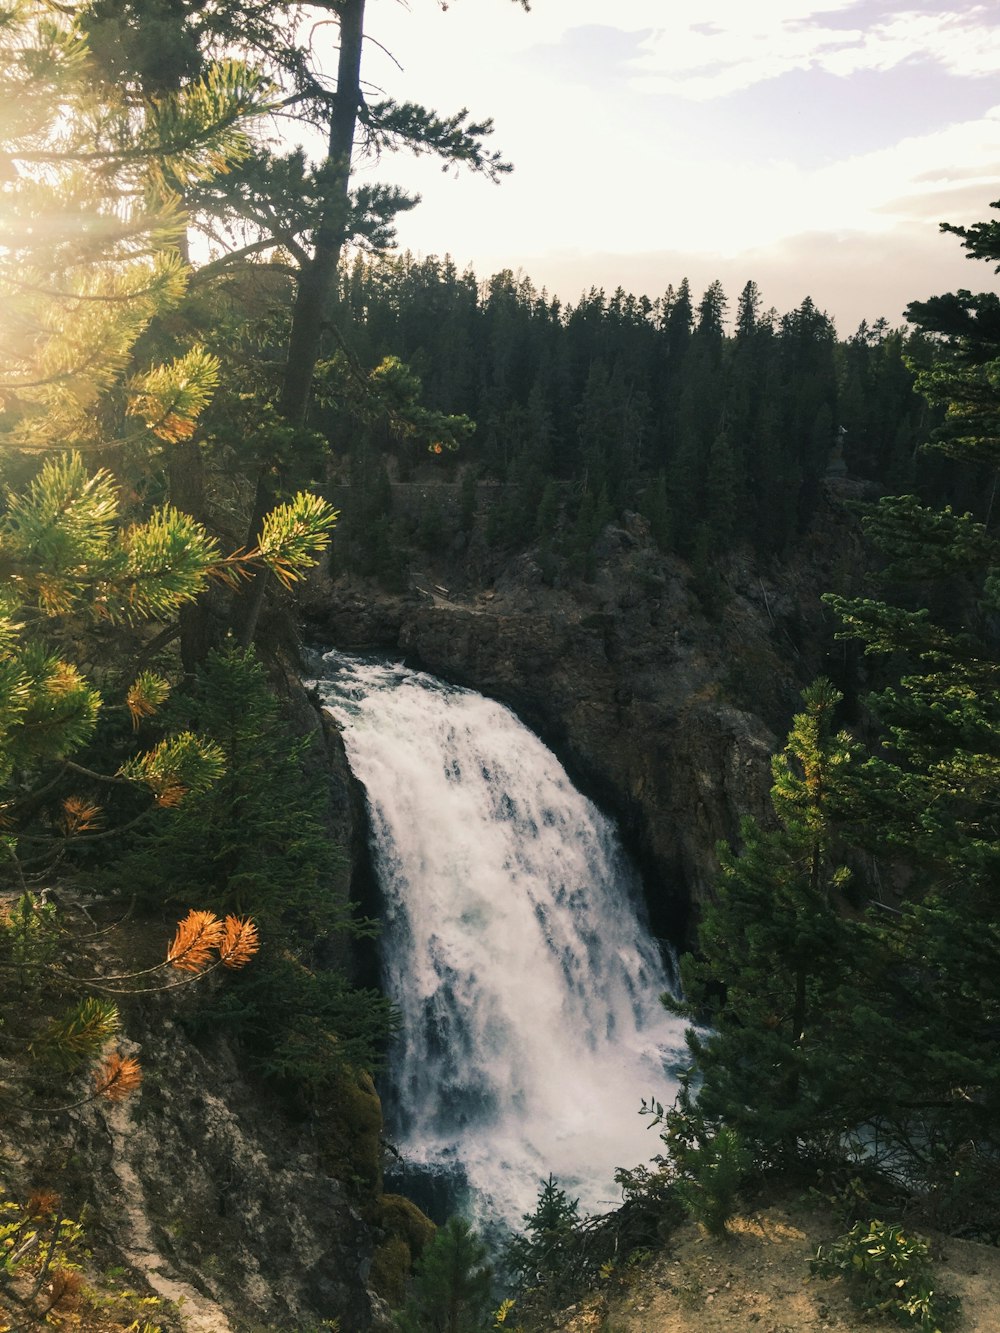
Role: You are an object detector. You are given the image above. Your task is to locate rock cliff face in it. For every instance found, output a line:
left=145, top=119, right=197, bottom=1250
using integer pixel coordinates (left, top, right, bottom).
left=302, top=488, right=869, bottom=943
left=3, top=953, right=383, bottom=1332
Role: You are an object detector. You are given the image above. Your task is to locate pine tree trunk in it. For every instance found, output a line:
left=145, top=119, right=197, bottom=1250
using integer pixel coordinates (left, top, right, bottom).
left=167, top=154, right=215, bottom=668
left=237, top=0, right=366, bottom=644
left=786, top=841, right=822, bottom=1115
left=278, top=0, right=365, bottom=428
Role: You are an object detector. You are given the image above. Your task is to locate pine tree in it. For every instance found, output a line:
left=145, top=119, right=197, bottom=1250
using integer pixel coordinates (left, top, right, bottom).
left=76, top=0, right=523, bottom=644
left=695, top=279, right=728, bottom=354
left=395, top=1216, right=493, bottom=1333
left=639, top=472, right=672, bottom=553
left=534, top=479, right=560, bottom=542
left=668, top=680, right=872, bottom=1160
left=735, top=280, right=763, bottom=342
left=704, top=429, right=742, bottom=547
left=813, top=199, right=1000, bottom=1215
left=505, top=1175, right=580, bottom=1290
left=181, top=0, right=532, bottom=641
left=0, top=3, right=336, bottom=876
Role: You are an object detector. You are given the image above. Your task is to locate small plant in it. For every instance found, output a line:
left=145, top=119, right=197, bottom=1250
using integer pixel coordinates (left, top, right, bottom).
left=811, top=1219, right=961, bottom=1332
left=0, top=1189, right=164, bottom=1328
left=673, top=1126, right=749, bottom=1237
left=505, top=1174, right=581, bottom=1289
left=493, top=1297, right=523, bottom=1329
left=670, top=1273, right=705, bottom=1308
left=81, top=1278, right=165, bottom=1327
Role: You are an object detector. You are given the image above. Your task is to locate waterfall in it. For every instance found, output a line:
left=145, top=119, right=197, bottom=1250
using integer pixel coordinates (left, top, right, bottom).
left=313, top=651, right=688, bottom=1227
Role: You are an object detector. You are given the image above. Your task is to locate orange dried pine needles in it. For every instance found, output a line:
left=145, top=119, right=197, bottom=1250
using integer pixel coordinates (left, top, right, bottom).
left=218, top=915, right=260, bottom=969
left=167, top=909, right=260, bottom=973
left=167, top=909, right=223, bottom=972
left=93, top=1051, right=142, bottom=1102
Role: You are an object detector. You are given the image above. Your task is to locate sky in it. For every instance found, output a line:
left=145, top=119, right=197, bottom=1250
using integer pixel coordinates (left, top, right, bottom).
left=334, top=0, right=1000, bottom=333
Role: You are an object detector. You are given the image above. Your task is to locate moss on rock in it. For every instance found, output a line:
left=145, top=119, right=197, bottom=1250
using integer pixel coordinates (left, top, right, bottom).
left=369, top=1192, right=436, bottom=1307
left=323, top=1067, right=384, bottom=1193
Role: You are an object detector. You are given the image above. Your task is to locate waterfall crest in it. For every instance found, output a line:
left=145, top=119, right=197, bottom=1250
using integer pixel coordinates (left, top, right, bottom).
left=314, top=652, right=687, bottom=1225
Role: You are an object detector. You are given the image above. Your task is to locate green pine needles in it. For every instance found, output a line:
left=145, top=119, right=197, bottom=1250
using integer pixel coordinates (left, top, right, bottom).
left=393, top=1217, right=493, bottom=1333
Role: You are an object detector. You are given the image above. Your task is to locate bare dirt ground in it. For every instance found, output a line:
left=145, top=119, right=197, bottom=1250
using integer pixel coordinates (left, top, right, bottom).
left=550, top=1199, right=1000, bottom=1333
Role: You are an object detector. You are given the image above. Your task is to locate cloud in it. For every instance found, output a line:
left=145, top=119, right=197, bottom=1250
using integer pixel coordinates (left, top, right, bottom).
left=876, top=178, right=1000, bottom=219
left=381, top=93, right=1000, bottom=274
left=518, top=25, right=654, bottom=88
left=624, top=2, right=1000, bottom=99
left=913, top=163, right=1000, bottom=184
left=814, top=107, right=1000, bottom=230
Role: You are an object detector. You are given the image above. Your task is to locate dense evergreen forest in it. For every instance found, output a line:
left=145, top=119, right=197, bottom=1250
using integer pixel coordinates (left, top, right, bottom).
left=321, top=252, right=994, bottom=591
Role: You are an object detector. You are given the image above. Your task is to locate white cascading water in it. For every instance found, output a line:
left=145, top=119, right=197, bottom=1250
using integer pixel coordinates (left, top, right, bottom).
left=313, top=651, right=688, bottom=1227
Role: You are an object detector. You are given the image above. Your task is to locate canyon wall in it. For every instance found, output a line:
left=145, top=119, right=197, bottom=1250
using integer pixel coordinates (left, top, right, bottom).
left=301, top=484, right=869, bottom=943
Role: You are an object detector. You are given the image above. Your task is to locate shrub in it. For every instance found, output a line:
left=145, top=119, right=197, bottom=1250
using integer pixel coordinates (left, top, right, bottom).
left=811, top=1219, right=961, bottom=1332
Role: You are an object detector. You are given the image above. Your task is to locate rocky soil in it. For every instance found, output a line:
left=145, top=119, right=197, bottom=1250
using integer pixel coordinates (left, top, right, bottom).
left=552, top=1197, right=1000, bottom=1333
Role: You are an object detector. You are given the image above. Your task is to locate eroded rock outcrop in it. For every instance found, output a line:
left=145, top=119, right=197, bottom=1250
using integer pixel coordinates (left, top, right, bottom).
left=302, top=490, right=867, bottom=942
left=301, top=485, right=874, bottom=943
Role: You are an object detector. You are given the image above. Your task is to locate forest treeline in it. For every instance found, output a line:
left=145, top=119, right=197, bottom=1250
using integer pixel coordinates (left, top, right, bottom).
left=323, top=254, right=965, bottom=582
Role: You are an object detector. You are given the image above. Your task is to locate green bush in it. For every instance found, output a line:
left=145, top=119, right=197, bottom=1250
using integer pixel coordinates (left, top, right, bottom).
left=811, top=1219, right=961, bottom=1332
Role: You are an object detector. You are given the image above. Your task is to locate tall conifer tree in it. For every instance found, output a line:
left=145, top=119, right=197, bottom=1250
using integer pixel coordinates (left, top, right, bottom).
left=0, top=2, right=335, bottom=868
left=821, top=198, right=1000, bottom=1190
